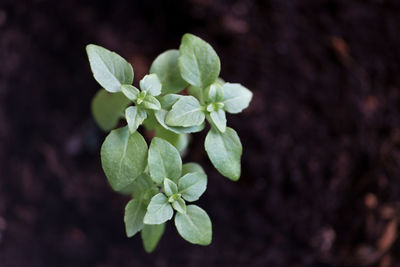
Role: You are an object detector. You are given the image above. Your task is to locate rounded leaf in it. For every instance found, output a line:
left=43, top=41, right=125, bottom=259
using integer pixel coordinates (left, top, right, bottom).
left=222, top=83, right=253, bottom=114
left=155, top=110, right=205, bottom=134
left=204, top=127, right=242, bottom=181
left=174, top=205, right=212, bottom=245
left=150, top=50, right=188, bottom=94
left=178, top=172, right=207, bottom=202
left=182, top=163, right=205, bottom=176
left=91, top=89, right=130, bottom=131
left=165, top=96, right=205, bottom=127
left=178, top=34, right=220, bottom=88
left=148, top=137, right=182, bottom=184
left=140, top=74, right=162, bottom=96
left=144, top=193, right=173, bottom=225
left=101, top=126, right=148, bottom=191
left=86, top=44, right=133, bottom=93
left=124, top=198, right=147, bottom=237
left=125, top=106, right=147, bottom=133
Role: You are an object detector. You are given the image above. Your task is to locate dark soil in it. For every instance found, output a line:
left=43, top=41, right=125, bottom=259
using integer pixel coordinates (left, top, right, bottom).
left=1, top=0, right=400, bottom=266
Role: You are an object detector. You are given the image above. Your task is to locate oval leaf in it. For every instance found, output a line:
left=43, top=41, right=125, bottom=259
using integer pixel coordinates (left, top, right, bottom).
left=163, top=178, right=178, bottom=197
left=150, top=50, right=188, bottom=94
left=209, top=109, right=226, bottom=132
left=124, top=198, right=147, bottom=237
left=178, top=172, right=207, bottom=202
left=144, top=193, right=173, bottom=225
left=142, top=95, right=161, bottom=110
left=178, top=34, right=220, bottom=88
left=141, top=223, right=165, bottom=253
left=125, top=106, right=147, bottom=133
left=165, top=96, right=205, bottom=127
left=204, top=127, right=242, bottom=181
left=140, top=74, right=162, bottom=96
left=172, top=197, right=187, bottom=214
left=222, top=83, right=253, bottom=114
left=148, top=137, right=182, bottom=184
left=91, top=89, right=130, bottom=131
left=86, top=44, right=133, bottom=93
left=155, top=110, right=205, bottom=134
left=101, top=126, right=148, bottom=191
left=174, top=205, right=212, bottom=245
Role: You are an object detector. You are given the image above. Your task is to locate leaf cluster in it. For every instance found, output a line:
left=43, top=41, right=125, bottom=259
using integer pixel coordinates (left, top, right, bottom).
left=87, top=33, right=252, bottom=252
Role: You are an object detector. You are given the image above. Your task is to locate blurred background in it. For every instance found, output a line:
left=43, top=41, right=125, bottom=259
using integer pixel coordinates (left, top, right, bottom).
left=1, top=0, right=400, bottom=266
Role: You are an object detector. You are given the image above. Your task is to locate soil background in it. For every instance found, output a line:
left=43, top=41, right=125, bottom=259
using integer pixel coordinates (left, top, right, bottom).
left=1, top=0, right=400, bottom=266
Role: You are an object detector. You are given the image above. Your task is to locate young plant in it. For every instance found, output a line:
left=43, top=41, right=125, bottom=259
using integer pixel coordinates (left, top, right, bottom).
left=86, top=33, right=252, bottom=252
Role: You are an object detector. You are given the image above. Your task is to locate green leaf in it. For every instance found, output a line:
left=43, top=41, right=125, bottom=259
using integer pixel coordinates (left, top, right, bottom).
left=163, top=178, right=178, bottom=197
left=165, top=96, right=205, bottom=127
left=155, top=110, right=205, bottom=134
left=124, top=198, right=147, bottom=237
left=178, top=172, right=207, bottom=202
left=178, top=34, right=220, bottom=88
left=174, top=205, right=212, bottom=245
left=140, top=74, right=162, bottom=96
left=206, top=83, right=224, bottom=103
left=159, top=94, right=182, bottom=110
left=209, top=109, right=226, bottom=132
left=182, top=163, right=205, bottom=176
left=125, top=106, right=147, bottom=133
left=91, top=89, right=130, bottom=131
left=101, top=126, right=148, bottom=191
left=150, top=50, right=188, bottom=94
left=155, top=127, right=190, bottom=156
left=86, top=44, right=133, bottom=93
left=144, top=193, right=174, bottom=225
left=204, top=127, right=242, bottom=181
left=142, top=95, right=161, bottom=110
left=141, top=223, right=165, bottom=253
left=222, top=83, right=253, bottom=114
left=172, top=197, right=186, bottom=214
left=148, top=137, right=182, bottom=184
left=121, top=84, right=140, bottom=101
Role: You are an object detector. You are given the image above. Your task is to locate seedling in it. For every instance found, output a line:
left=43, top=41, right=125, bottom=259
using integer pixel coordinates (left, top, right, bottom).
left=86, top=33, right=252, bottom=252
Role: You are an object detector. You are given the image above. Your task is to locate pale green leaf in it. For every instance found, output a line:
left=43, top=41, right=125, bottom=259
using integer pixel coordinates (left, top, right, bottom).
left=140, top=74, right=162, bottom=96
left=182, top=163, right=205, bottom=176
left=91, top=89, right=130, bottom=131
left=141, top=223, right=165, bottom=253
left=150, top=50, right=188, bottom=94
left=209, top=109, right=226, bottom=132
left=101, top=126, right=148, bottom=191
left=165, top=96, right=205, bottom=127
left=142, top=95, right=161, bottom=110
left=204, top=127, right=242, bottom=181
left=222, top=83, right=253, bottom=114
left=172, top=197, right=186, bottom=214
left=155, top=110, right=205, bottom=134
left=187, top=85, right=202, bottom=100
left=144, top=193, right=173, bottom=225
left=206, top=83, right=224, bottom=103
left=125, top=106, right=147, bottom=133
left=178, top=172, right=207, bottom=202
left=124, top=198, right=147, bottom=237
left=86, top=44, right=133, bottom=93
left=178, top=34, right=220, bottom=88
left=174, top=205, right=212, bottom=245
left=121, top=84, right=140, bottom=101
left=148, top=137, right=182, bottom=184
left=163, top=178, right=178, bottom=197
left=159, top=94, right=182, bottom=110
